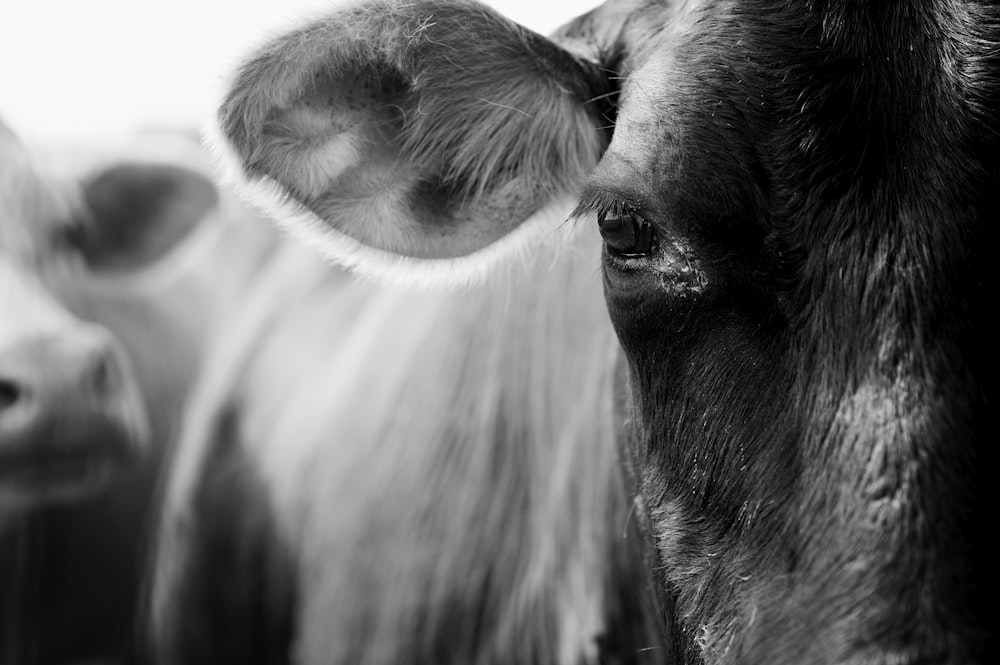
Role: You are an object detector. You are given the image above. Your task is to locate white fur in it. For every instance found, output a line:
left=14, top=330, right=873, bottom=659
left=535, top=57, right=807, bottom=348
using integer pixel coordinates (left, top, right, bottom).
left=0, top=261, right=78, bottom=349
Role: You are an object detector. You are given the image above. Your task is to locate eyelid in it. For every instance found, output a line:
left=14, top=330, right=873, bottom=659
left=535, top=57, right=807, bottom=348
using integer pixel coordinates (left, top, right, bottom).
left=605, top=202, right=655, bottom=226
left=570, top=185, right=650, bottom=223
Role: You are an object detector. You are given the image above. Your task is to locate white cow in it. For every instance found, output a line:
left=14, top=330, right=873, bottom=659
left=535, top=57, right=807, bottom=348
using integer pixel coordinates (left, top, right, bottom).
left=0, top=120, right=278, bottom=665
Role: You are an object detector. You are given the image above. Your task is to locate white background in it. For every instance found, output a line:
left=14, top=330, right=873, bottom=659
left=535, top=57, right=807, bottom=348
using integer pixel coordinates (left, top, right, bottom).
left=0, top=1, right=596, bottom=145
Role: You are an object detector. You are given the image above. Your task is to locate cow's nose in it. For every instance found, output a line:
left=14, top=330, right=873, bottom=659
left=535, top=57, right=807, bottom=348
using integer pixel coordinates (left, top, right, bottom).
left=0, top=330, right=120, bottom=423
left=0, top=328, right=149, bottom=500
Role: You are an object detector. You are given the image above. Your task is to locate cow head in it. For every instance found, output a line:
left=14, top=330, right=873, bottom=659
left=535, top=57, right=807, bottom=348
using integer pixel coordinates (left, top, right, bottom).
left=0, top=120, right=150, bottom=522
left=209, top=1, right=993, bottom=663
left=1, top=122, right=284, bottom=663
left=0, top=121, right=237, bottom=525
left=45, top=134, right=279, bottom=456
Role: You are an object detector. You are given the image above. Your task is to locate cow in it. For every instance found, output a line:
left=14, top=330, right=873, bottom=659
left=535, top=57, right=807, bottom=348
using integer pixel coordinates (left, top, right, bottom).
left=0, top=118, right=152, bottom=662
left=0, top=118, right=154, bottom=525
left=0, top=120, right=278, bottom=665
left=157, top=0, right=993, bottom=663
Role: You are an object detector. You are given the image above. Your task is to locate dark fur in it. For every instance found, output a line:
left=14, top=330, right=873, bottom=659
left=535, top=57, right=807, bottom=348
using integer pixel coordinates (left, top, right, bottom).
left=578, top=1, right=996, bottom=662
left=150, top=403, right=297, bottom=665
left=81, top=162, right=219, bottom=272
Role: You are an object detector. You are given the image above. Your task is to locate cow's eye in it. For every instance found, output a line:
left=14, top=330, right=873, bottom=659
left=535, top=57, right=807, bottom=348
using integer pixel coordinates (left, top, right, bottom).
left=598, top=209, right=656, bottom=257
left=51, top=222, right=86, bottom=252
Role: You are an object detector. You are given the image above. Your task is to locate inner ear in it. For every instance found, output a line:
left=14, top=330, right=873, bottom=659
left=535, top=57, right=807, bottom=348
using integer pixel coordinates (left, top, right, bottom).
left=80, top=163, right=219, bottom=272
left=261, top=59, right=562, bottom=259
left=259, top=61, right=411, bottom=203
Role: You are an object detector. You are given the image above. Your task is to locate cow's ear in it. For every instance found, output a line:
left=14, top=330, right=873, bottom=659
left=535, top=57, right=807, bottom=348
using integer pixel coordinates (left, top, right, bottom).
left=209, top=0, right=613, bottom=286
left=77, top=162, right=219, bottom=273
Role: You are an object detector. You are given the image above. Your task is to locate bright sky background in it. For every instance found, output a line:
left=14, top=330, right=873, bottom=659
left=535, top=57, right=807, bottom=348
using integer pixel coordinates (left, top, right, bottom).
left=0, top=1, right=597, bottom=147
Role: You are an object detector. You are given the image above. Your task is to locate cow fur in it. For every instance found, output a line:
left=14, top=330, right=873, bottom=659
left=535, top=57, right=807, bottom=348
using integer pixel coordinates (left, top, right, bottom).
left=182, top=0, right=995, bottom=663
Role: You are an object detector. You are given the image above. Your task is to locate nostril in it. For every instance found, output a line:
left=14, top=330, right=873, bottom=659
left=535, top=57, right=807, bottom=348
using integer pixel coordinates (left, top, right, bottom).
left=86, top=347, right=120, bottom=398
left=0, top=378, right=20, bottom=410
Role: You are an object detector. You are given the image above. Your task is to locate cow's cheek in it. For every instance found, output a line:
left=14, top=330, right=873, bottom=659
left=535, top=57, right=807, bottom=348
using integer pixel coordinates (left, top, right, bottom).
left=601, top=255, right=698, bottom=472
left=600, top=244, right=706, bottom=355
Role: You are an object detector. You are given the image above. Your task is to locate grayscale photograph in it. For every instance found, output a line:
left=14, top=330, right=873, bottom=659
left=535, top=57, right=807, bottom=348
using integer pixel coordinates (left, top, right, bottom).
left=0, top=1, right=992, bottom=664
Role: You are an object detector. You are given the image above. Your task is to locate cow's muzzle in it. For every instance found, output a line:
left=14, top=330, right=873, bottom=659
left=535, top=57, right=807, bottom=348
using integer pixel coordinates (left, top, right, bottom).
left=0, top=327, right=150, bottom=511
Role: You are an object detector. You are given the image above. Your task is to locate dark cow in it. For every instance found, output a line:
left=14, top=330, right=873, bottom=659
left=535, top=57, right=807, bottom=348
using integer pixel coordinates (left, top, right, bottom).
left=0, top=121, right=277, bottom=664
left=155, top=0, right=993, bottom=664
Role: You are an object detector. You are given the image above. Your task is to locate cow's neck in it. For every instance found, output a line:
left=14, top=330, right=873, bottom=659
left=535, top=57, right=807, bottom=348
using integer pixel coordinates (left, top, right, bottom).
left=760, top=1, right=993, bottom=659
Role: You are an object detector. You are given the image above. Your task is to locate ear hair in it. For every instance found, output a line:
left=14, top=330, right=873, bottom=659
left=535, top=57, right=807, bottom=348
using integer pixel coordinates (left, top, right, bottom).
left=218, top=1, right=606, bottom=195
left=206, top=0, right=612, bottom=283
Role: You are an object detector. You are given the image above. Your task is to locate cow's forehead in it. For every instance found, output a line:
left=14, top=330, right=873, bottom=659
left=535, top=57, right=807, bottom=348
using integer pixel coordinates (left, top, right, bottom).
left=586, top=0, right=738, bottom=206
left=590, top=0, right=986, bottom=214
left=592, top=58, right=682, bottom=202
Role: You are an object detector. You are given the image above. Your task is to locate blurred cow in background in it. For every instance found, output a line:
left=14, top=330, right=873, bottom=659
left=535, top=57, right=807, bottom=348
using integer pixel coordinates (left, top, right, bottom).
left=0, top=119, right=277, bottom=664
left=0, top=119, right=147, bottom=530
left=152, top=0, right=992, bottom=664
